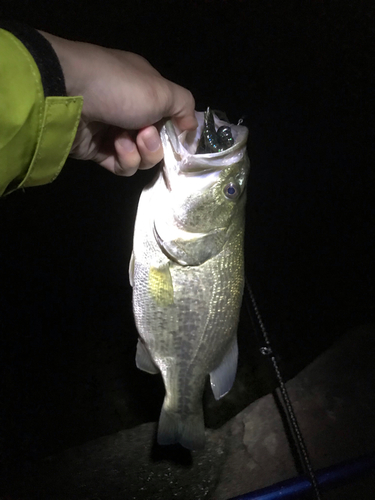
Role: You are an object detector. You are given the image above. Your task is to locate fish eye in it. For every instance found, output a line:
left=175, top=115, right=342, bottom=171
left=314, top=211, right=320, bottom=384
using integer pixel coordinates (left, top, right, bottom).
left=224, top=182, right=239, bottom=200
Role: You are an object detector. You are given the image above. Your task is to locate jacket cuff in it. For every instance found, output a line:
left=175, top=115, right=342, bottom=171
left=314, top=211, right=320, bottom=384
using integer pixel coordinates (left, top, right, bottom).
left=17, top=96, right=83, bottom=191
left=0, top=20, right=67, bottom=97
left=0, top=23, right=83, bottom=196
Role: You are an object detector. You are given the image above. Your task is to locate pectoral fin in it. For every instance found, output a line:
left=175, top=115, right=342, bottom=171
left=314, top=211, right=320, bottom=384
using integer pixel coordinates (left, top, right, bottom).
left=136, top=339, right=159, bottom=374
left=210, top=336, right=238, bottom=400
left=128, top=251, right=135, bottom=287
left=148, top=264, right=174, bottom=306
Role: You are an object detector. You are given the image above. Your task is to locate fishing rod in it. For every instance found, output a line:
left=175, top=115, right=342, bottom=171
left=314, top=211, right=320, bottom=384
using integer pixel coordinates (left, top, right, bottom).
left=228, top=452, right=375, bottom=500
left=243, top=278, right=322, bottom=500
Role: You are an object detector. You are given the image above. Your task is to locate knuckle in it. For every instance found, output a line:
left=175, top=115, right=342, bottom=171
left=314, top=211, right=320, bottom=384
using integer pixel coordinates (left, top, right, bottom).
left=114, top=164, right=138, bottom=176
left=116, top=156, right=140, bottom=176
left=138, top=148, right=163, bottom=170
left=185, top=89, right=195, bottom=108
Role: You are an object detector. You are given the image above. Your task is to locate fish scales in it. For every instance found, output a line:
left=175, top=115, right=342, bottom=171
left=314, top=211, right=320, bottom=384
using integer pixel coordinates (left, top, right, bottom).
left=130, top=109, right=249, bottom=449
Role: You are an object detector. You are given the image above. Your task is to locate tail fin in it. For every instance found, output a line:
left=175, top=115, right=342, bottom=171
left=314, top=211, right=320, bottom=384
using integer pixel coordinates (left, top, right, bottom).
left=157, top=403, right=205, bottom=450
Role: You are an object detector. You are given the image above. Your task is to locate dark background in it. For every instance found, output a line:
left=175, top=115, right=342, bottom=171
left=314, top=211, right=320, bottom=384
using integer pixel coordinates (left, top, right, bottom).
left=0, top=0, right=374, bottom=489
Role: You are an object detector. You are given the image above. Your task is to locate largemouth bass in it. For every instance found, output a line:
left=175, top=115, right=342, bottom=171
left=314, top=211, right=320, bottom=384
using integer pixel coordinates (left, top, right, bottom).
left=129, top=109, right=249, bottom=449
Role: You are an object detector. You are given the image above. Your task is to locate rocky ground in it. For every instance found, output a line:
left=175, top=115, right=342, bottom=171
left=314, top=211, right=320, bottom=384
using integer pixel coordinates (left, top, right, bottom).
left=4, top=324, right=374, bottom=499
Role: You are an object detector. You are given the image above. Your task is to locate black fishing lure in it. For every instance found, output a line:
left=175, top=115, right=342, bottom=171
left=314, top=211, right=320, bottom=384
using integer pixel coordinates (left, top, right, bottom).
left=196, top=107, right=234, bottom=154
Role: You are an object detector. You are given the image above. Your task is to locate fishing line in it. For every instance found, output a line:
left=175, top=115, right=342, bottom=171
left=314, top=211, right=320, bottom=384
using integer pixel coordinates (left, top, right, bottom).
left=244, top=278, right=322, bottom=500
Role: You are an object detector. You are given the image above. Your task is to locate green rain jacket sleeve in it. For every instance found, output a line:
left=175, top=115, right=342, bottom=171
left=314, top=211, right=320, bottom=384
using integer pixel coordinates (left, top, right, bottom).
left=0, top=22, right=83, bottom=196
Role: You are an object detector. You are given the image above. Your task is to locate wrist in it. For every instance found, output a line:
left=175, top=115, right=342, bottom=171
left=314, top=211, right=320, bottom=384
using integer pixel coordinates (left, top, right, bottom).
left=38, top=31, right=83, bottom=97
left=0, top=22, right=67, bottom=97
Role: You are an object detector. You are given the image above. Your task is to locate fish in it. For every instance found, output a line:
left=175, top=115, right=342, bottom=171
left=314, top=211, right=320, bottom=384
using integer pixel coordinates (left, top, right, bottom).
left=129, top=108, right=250, bottom=450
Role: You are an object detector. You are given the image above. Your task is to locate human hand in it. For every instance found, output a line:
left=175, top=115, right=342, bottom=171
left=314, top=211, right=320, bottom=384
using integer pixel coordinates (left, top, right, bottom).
left=39, top=31, right=197, bottom=176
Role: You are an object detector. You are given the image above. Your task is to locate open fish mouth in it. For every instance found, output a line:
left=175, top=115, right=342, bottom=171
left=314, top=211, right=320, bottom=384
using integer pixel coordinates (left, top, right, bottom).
left=165, top=108, right=248, bottom=159
left=162, top=109, right=249, bottom=184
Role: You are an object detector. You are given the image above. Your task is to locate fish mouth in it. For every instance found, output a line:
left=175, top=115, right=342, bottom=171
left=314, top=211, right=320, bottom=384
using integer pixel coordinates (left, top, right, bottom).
left=160, top=109, right=249, bottom=187
left=166, top=109, right=248, bottom=158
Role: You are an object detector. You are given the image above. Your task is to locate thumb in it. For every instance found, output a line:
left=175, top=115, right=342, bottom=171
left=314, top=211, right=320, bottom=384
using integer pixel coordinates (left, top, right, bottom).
left=166, top=82, right=198, bottom=131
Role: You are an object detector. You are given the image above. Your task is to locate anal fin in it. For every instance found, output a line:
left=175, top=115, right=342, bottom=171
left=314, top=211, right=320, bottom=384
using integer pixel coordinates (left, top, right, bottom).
left=210, top=336, right=238, bottom=400
left=136, top=339, right=159, bottom=374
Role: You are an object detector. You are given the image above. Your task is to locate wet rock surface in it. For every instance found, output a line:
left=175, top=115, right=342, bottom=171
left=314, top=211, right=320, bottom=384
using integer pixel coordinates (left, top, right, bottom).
left=11, top=424, right=227, bottom=500
left=7, top=324, right=375, bottom=499
left=214, top=324, right=375, bottom=499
